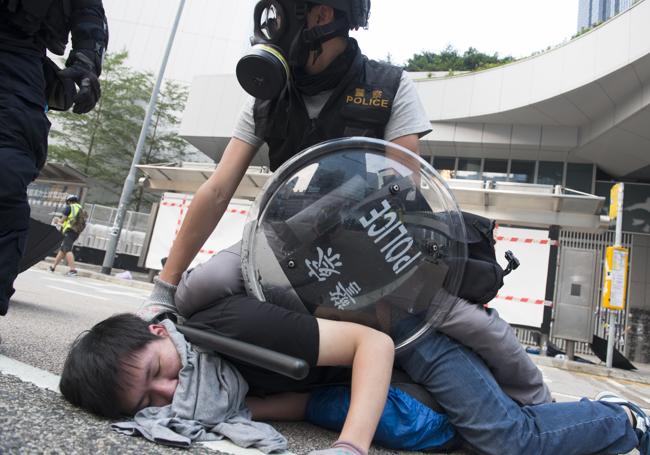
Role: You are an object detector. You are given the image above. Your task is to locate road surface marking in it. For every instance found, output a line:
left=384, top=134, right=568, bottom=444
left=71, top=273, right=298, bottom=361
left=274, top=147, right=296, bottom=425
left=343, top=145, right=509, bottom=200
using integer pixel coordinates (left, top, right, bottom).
left=0, top=355, right=60, bottom=393
left=552, top=392, right=583, bottom=400
left=46, top=285, right=109, bottom=301
left=201, top=440, right=293, bottom=455
left=605, top=378, right=627, bottom=391
left=43, top=278, right=147, bottom=299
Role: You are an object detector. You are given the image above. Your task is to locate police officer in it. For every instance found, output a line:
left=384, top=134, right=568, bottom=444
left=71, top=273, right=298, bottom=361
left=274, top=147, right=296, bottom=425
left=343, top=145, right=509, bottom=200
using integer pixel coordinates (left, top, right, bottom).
left=0, top=0, right=108, bottom=315
left=144, top=0, right=432, bottom=314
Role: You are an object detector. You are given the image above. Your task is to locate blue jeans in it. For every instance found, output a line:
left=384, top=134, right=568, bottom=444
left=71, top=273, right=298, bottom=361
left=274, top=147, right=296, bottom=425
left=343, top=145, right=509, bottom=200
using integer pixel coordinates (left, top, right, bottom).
left=396, top=329, right=639, bottom=455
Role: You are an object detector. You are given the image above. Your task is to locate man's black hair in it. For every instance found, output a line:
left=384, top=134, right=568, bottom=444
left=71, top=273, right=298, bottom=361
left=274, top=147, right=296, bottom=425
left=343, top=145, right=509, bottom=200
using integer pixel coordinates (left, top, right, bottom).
left=59, top=313, right=159, bottom=418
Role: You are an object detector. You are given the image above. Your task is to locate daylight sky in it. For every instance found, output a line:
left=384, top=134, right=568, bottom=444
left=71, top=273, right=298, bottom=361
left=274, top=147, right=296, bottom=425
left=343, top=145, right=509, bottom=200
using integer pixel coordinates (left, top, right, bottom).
left=101, top=0, right=581, bottom=81
left=351, top=0, right=580, bottom=65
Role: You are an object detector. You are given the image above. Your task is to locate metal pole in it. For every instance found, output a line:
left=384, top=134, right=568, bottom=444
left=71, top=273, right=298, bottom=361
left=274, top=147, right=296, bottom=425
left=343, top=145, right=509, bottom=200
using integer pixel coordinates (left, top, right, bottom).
left=101, top=0, right=186, bottom=274
left=606, top=183, right=624, bottom=368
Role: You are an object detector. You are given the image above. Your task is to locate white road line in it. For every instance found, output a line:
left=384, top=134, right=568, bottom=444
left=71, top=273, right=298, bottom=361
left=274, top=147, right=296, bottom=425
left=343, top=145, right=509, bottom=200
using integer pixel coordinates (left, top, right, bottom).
left=47, top=285, right=109, bottom=301
left=0, top=355, right=60, bottom=393
left=605, top=378, right=627, bottom=390
left=201, top=440, right=294, bottom=455
left=43, top=278, right=147, bottom=298
left=552, top=392, right=583, bottom=401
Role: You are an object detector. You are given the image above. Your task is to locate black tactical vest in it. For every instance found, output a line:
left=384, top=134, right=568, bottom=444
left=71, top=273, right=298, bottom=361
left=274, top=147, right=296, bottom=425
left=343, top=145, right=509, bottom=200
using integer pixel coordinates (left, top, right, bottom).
left=0, top=0, right=71, bottom=55
left=253, top=49, right=403, bottom=171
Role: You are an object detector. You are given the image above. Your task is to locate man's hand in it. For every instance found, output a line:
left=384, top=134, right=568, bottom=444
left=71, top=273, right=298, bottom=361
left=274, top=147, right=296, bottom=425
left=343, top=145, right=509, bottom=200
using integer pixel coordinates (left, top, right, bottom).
left=136, top=277, right=178, bottom=322
left=59, top=52, right=101, bottom=114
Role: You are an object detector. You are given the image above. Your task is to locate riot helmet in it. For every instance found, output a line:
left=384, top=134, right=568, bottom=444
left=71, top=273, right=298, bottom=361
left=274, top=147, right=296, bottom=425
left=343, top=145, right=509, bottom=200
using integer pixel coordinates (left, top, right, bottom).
left=237, top=0, right=371, bottom=100
left=65, top=194, right=79, bottom=204
left=241, top=137, right=468, bottom=351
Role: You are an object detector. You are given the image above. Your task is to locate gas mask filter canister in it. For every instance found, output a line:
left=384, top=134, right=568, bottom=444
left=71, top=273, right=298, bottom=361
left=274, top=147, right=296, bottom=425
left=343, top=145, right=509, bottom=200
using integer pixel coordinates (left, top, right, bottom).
left=237, top=0, right=299, bottom=100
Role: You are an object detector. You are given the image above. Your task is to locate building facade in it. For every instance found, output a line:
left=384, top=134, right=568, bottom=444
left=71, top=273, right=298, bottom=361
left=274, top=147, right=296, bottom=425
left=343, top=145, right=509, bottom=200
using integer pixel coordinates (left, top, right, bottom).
left=101, top=0, right=255, bottom=82
left=578, top=0, right=635, bottom=31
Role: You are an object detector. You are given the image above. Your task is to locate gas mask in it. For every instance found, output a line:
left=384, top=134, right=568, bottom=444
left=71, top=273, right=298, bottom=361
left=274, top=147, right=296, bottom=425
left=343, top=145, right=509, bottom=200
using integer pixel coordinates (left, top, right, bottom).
left=236, top=0, right=370, bottom=100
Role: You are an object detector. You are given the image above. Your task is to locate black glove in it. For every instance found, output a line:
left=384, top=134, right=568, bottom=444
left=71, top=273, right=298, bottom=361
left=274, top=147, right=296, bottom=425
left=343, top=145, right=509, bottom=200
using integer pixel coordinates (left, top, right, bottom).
left=59, top=52, right=101, bottom=114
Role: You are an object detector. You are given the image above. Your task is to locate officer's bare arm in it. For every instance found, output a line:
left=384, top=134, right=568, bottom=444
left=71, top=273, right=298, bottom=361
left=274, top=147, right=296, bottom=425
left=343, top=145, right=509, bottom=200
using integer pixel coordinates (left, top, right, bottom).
left=159, top=138, right=257, bottom=285
left=391, top=134, right=421, bottom=155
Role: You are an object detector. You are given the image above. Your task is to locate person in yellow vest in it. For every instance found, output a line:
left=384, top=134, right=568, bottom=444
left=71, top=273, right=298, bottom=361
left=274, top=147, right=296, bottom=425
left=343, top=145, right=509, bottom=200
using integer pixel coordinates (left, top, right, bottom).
left=50, top=194, right=83, bottom=276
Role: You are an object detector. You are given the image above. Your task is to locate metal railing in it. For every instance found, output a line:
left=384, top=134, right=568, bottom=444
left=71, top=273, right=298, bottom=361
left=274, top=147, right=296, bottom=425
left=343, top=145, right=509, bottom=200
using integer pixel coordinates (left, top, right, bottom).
left=27, top=189, right=150, bottom=257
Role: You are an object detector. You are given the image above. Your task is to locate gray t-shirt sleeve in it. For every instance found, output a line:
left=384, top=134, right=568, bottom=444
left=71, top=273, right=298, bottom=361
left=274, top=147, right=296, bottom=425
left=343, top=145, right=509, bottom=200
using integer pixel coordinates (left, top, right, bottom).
left=232, top=96, right=265, bottom=150
left=233, top=73, right=431, bottom=148
left=384, top=72, right=432, bottom=142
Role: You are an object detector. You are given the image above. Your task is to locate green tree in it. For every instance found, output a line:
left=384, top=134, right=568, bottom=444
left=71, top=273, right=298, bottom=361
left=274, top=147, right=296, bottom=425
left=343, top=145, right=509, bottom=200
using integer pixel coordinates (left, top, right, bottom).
left=404, top=45, right=513, bottom=72
left=49, top=51, right=189, bottom=210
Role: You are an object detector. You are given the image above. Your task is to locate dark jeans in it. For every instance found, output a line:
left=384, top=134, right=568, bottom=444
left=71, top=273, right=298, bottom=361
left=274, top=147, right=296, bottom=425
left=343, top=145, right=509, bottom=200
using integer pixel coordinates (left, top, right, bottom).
left=397, top=329, right=638, bottom=455
left=0, top=50, right=49, bottom=315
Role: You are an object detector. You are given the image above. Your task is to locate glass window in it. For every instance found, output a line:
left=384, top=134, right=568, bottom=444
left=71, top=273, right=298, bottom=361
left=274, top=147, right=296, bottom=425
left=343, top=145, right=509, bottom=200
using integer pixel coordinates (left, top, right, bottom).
left=483, top=159, right=508, bottom=182
left=510, top=160, right=535, bottom=183
left=456, top=158, right=481, bottom=180
left=537, top=161, right=564, bottom=186
left=433, top=156, right=456, bottom=179
left=595, top=181, right=613, bottom=216
left=566, top=163, right=594, bottom=193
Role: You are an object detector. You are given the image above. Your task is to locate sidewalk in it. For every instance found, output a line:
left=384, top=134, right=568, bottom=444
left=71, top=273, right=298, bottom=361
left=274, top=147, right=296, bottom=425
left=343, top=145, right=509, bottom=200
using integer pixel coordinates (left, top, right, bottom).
left=530, top=352, right=650, bottom=386
left=34, top=259, right=154, bottom=292
left=31, top=259, right=650, bottom=385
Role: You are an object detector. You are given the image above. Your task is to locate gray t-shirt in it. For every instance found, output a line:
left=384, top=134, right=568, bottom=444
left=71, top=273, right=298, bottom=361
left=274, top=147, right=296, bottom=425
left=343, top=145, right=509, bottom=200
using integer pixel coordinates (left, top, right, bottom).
left=233, top=71, right=431, bottom=151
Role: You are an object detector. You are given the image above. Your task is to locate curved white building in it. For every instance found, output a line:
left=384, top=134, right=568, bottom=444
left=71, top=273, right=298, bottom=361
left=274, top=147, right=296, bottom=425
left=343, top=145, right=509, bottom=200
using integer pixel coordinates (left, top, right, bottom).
left=418, top=0, right=650, bottom=182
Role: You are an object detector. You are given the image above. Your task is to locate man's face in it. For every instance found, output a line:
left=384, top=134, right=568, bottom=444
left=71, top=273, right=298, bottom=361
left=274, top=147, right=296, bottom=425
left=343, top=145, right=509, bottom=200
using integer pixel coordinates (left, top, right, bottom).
left=118, top=325, right=183, bottom=415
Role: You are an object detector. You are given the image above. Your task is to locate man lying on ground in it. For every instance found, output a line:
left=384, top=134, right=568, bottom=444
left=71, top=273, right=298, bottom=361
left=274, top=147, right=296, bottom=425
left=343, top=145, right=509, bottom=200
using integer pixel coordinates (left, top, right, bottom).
left=60, top=313, right=457, bottom=452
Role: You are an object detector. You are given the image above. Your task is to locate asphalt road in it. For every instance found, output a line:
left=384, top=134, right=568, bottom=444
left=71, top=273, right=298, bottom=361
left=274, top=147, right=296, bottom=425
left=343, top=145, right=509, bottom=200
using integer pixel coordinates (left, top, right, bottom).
left=1, top=267, right=648, bottom=454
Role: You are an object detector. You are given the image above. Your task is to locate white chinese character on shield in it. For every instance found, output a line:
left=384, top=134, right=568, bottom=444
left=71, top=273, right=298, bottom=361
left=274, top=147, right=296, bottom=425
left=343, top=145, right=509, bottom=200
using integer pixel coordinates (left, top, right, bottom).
left=329, top=281, right=362, bottom=310
left=305, top=246, right=342, bottom=282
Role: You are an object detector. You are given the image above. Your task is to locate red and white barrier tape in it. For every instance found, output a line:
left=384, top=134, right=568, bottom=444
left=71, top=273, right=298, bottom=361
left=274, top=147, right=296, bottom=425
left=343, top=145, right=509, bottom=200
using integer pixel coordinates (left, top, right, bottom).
left=174, top=196, right=188, bottom=236
left=494, top=294, right=553, bottom=307
left=162, top=201, right=248, bottom=216
left=495, top=236, right=559, bottom=246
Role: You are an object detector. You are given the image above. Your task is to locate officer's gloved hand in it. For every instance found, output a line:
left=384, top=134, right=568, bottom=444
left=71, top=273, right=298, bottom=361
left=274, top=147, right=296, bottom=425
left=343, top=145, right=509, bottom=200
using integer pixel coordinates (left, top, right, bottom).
left=59, top=52, right=101, bottom=114
left=136, top=277, right=179, bottom=323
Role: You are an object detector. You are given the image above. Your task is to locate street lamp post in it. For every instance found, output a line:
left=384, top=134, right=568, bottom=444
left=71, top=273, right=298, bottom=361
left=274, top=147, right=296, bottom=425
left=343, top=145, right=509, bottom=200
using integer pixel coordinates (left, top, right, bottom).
left=101, top=0, right=186, bottom=275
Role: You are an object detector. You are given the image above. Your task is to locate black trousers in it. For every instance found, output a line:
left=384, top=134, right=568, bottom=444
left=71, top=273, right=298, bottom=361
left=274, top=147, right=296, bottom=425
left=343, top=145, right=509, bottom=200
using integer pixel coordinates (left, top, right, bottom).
left=0, top=49, right=49, bottom=315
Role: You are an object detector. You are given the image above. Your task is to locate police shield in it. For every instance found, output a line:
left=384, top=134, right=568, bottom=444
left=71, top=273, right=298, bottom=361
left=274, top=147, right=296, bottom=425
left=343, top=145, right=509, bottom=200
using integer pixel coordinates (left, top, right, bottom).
left=242, top=138, right=467, bottom=350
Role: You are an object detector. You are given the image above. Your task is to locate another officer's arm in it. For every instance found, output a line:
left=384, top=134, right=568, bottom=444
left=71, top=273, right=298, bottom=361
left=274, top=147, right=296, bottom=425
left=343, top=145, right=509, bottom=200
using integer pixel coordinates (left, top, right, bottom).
left=69, top=0, right=109, bottom=75
left=159, top=138, right=258, bottom=285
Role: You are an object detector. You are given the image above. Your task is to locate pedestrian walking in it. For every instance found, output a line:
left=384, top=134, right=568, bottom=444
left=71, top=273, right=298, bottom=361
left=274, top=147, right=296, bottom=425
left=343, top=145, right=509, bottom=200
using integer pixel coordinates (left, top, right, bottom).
left=50, top=194, right=86, bottom=276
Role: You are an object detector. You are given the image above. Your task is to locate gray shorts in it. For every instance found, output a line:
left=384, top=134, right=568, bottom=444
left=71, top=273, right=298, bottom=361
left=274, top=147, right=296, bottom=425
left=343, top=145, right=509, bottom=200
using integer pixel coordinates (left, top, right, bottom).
left=60, top=230, right=78, bottom=253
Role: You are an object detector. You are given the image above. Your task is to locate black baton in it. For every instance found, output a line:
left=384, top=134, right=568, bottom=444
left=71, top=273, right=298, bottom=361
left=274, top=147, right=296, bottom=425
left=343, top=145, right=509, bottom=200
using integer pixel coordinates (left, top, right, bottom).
left=175, top=324, right=310, bottom=381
